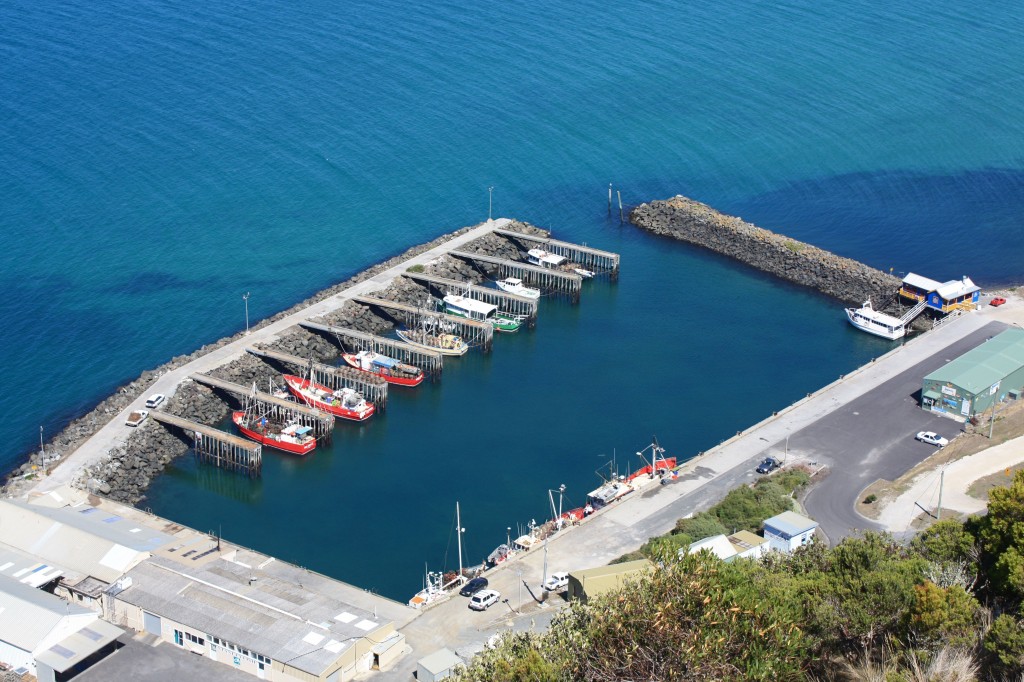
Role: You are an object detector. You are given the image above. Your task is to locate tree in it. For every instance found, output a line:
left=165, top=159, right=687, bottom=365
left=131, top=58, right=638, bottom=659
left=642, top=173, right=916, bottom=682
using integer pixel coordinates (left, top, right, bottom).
left=975, top=470, right=1024, bottom=601
left=983, top=614, right=1024, bottom=677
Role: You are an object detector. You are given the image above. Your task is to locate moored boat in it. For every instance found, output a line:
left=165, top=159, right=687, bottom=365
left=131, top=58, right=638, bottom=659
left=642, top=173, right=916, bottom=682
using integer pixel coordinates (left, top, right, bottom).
left=442, top=294, right=521, bottom=333
left=341, top=350, right=424, bottom=386
left=845, top=299, right=907, bottom=340
left=232, top=411, right=316, bottom=455
left=396, top=328, right=469, bottom=355
left=527, top=248, right=567, bottom=268
left=495, top=277, right=540, bottom=299
left=283, top=374, right=375, bottom=421
left=573, top=267, right=595, bottom=278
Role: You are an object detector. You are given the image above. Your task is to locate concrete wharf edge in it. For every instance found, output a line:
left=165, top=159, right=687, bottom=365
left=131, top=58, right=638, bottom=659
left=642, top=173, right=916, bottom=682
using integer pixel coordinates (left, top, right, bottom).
left=393, top=308, right=1011, bottom=669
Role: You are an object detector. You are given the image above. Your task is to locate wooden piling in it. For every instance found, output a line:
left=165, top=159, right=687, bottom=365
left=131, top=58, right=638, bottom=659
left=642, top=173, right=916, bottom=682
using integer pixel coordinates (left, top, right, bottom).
left=150, top=411, right=262, bottom=477
left=246, top=347, right=389, bottom=412
left=299, top=321, right=444, bottom=377
left=190, top=373, right=336, bottom=438
left=400, top=271, right=538, bottom=328
left=352, top=296, right=494, bottom=352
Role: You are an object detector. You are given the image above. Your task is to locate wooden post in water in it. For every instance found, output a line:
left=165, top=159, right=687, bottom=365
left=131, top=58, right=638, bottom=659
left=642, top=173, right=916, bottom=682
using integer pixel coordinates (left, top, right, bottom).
left=607, top=183, right=612, bottom=215
left=617, top=191, right=623, bottom=223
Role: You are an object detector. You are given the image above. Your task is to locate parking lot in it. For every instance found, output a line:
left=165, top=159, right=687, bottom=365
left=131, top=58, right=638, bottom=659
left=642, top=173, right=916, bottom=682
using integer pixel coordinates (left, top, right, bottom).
left=799, top=321, right=1007, bottom=541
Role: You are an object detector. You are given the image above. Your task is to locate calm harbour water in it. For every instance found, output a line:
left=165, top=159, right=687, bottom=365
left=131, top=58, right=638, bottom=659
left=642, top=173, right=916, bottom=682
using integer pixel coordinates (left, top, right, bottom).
left=2, top=0, right=1023, bottom=599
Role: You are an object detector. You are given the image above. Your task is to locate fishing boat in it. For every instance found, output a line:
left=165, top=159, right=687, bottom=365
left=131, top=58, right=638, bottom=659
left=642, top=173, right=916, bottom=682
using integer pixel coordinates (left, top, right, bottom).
left=341, top=350, right=424, bottom=386
left=283, top=374, right=375, bottom=421
left=574, top=267, right=595, bottom=278
left=397, top=328, right=468, bottom=355
left=495, top=277, right=540, bottom=299
left=232, top=411, right=316, bottom=455
left=527, top=248, right=566, bottom=268
left=486, top=543, right=511, bottom=567
left=442, top=293, right=521, bottom=333
left=845, top=299, right=907, bottom=340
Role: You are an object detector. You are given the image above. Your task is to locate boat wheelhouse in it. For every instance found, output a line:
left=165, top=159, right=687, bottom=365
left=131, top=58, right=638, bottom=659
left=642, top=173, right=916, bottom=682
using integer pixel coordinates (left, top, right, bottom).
left=845, top=300, right=907, bottom=340
left=442, top=294, right=521, bottom=333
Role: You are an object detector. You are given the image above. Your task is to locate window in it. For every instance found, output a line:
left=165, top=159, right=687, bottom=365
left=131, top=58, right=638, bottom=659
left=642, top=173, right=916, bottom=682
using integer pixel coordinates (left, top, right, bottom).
left=185, top=632, right=206, bottom=646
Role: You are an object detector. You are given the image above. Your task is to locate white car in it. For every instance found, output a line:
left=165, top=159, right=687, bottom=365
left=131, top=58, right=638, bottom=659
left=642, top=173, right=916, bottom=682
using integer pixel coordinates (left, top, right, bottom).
left=125, top=410, right=149, bottom=427
left=468, top=589, right=500, bottom=611
left=915, top=431, right=949, bottom=447
left=145, top=393, right=165, bottom=409
left=542, top=571, right=569, bottom=592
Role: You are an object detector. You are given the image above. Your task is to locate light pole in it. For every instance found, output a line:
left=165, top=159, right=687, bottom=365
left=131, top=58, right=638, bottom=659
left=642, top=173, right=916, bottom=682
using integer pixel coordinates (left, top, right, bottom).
left=506, top=526, right=511, bottom=549
left=242, top=292, right=251, bottom=335
left=488, top=186, right=494, bottom=221
left=543, top=484, right=565, bottom=593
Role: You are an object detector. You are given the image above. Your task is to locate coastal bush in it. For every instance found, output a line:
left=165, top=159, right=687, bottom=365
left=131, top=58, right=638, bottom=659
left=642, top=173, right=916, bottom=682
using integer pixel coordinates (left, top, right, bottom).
left=406, top=264, right=425, bottom=273
left=863, top=493, right=877, bottom=504
left=974, top=470, right=1024, bottom=602
left=983, top=614, right=1024, bottom=676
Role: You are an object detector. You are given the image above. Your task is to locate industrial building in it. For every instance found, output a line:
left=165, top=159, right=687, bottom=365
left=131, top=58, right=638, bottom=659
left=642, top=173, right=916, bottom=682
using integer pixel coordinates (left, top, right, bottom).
left=0, top=574, right=123, bottom=681
left=922, top=327, right=1024, bottom=419
left=0, top=487, right=410, bottom=681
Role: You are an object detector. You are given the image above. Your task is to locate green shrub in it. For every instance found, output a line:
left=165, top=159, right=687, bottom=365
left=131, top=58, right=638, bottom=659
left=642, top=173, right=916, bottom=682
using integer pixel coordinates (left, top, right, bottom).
left=407, top=264, right=425, bottom=273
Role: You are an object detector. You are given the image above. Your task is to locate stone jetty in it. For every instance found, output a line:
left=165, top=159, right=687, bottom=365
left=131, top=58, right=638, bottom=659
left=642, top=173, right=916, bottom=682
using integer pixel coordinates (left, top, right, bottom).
left=630, top=195, right=901, bottom=305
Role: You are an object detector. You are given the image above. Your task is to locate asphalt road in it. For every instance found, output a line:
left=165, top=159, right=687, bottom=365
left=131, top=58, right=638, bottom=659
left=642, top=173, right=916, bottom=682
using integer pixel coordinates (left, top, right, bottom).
left=801, top=321, right=1008, bottom=541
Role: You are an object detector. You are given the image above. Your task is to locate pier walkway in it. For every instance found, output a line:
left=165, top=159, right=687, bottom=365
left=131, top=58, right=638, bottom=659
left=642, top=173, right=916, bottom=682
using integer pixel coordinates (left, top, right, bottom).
left=149, top=411, right=262, bottom=477
left=29, top=219, right=512, bottom=494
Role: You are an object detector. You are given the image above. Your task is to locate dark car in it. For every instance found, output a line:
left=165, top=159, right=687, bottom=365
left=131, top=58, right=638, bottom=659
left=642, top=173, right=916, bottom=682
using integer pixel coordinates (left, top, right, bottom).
left=459, top=577, right=488, bottom=597
left=756, top=457, right=781, bottom=474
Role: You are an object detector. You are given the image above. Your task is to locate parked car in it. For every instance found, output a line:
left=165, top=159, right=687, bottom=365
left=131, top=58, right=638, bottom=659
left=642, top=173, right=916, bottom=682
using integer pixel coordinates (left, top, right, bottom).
left=991, top=297, right=1007, bottom=307
left=459, top=577, right=488, bottom=597
left=468, top=589, right=500, bottom=611
left=542, top=571, right=569, bottom=592
left=145, top=393, right=165, bottom=408
left=915, top=431, right=949, bottom=447
left=125, top=410, right=149, bottom=427
left=756, top=457, right=781, bottom=474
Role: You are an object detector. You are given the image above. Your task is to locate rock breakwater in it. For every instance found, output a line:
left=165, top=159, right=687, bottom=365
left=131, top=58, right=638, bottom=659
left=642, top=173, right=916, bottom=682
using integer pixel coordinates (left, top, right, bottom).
left=630, top=196, right=901, bottom=305
left=12, top=221, right=550, bottom=504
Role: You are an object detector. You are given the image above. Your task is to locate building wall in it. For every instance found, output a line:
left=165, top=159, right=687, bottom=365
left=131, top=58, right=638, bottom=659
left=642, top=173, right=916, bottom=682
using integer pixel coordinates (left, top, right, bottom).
left=764, top=528, right=815, bottom=553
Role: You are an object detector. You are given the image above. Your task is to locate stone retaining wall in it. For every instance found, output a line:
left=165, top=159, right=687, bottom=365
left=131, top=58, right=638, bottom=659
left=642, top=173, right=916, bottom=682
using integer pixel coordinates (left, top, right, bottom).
left=630, top=196, right=901, bottom=305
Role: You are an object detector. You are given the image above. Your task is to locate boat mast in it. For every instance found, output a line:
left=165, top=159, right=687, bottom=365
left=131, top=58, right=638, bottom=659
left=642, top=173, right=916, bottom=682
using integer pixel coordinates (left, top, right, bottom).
left=456, top=501, right=464, bottom=583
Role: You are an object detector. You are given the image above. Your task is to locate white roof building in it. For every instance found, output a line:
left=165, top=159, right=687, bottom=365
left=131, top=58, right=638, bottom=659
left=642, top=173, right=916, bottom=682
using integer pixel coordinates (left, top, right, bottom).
left=0, top=575, right=122, bottom=681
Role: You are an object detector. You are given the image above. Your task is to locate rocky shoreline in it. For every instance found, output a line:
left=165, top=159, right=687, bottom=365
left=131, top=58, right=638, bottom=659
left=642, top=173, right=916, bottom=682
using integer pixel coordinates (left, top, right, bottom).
left=630, top=196, right=902, bottom=306
left=6, top=220, right=548, bottom=503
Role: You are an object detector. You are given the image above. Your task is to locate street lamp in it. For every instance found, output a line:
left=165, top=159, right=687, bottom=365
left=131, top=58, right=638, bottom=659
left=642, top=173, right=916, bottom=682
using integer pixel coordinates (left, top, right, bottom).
left=543, top=484, right=566, bottom=593
left=488, top=186, right=494, bottom=221
left=242, top=292, right=251, bottom=335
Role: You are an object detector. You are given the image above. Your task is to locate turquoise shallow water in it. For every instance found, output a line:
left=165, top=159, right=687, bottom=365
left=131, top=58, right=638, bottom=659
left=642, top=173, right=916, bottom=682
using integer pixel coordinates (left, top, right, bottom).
left=2, top=0, right=1023, bottom=599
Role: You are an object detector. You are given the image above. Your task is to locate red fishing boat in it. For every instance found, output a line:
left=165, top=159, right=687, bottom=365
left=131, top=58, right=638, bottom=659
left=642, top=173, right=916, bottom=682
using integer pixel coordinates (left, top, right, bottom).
left=232, top=411, right=316, bottom=455
left=341, top=350, right=425, bottom=387
left=283, top=374, right=376, bottom=421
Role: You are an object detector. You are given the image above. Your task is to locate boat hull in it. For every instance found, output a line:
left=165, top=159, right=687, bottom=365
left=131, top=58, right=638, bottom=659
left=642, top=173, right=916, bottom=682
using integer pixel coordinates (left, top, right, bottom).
left=495, top=280, right=540, bottom=299
left=232, top=411, right=316, bottom=455
left=283, top=376, right=375, bottom=421
left=340, top=353, right=424, bottom=386
left=395, top=330, right=469, bottom=355
left=844, top=308, right=906, bottom=340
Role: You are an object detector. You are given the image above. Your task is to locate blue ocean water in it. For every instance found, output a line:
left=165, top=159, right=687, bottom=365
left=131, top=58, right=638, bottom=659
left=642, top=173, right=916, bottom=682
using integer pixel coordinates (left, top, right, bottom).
left=2, top=0, right=1023, bottom=598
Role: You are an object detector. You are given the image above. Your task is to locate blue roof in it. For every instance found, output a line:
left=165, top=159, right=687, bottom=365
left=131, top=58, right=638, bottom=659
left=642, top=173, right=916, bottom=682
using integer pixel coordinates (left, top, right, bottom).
left=372, top=356, right=398, bottom=368
left=763, top=511, right=818, bottom=537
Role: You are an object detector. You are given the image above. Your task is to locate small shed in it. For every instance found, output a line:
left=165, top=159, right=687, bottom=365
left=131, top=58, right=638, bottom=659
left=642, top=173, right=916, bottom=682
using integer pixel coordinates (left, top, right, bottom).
left=763, top=511, right=818, bottom=553
left=567, top=559, right=653, bottom=603
left=922, top=328, right=1024, bottom=419
left=416, top=648, right=463, bottom=682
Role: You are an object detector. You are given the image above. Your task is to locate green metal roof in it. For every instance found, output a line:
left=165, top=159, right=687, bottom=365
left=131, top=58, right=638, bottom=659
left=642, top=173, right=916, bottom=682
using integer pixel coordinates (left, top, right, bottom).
left=925, top=328, right=1024, bottom=394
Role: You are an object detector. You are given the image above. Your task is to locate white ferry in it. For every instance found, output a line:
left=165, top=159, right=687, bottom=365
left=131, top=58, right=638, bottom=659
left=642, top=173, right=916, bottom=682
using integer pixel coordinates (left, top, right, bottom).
left=845, top=299, right=906, bottom=340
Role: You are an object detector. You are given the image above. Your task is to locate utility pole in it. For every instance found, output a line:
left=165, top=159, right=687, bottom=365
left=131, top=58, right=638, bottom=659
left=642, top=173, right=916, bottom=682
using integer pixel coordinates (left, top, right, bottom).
left=488, top=186, right=493, bottom=221
left=937, top=467, right=945, bottom=521
left=989, top=400, right=997, bottom=439
left=39, top=426, right=44, bottom=457
left=243, top=292, right=251, bottom=335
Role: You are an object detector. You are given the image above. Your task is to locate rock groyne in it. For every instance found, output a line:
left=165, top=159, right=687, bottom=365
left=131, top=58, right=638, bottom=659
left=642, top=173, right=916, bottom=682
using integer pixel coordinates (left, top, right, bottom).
left=630, top=196, right=901, bottom=305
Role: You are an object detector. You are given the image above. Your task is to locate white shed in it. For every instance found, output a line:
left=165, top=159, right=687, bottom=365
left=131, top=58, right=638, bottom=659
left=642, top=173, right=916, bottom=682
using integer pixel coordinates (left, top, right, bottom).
left=763, top=511, right=818, bottom=553
left=417, top=647, right=463, bottom=682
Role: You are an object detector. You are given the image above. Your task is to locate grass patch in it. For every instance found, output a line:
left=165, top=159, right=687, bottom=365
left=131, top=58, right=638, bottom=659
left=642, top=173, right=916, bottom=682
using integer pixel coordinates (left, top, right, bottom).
left=406, top=264, right=425, bottom=273
left=784, top=240, right=805, bottom=253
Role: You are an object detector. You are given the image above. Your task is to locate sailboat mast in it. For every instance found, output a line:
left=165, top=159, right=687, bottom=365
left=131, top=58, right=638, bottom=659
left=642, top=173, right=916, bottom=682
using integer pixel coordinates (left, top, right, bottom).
left=456, top=501, right=463, bottom=582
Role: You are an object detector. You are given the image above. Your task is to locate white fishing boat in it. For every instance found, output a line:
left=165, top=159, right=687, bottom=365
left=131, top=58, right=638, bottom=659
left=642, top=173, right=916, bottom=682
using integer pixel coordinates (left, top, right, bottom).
left=574, top=267, right=595, bottom=278
left=495, top=277, right=540, bottom=299
left=442, top=293, right=521, bottom=333
left=527, top=248, right=566, bottom=268
left=845, top=299, right=907, bottom=340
